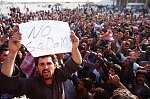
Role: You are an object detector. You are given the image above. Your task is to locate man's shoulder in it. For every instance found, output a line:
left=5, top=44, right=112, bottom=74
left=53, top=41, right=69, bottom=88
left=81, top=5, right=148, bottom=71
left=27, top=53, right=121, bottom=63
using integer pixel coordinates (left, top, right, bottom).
left=22, top=76, right=40, bottom=84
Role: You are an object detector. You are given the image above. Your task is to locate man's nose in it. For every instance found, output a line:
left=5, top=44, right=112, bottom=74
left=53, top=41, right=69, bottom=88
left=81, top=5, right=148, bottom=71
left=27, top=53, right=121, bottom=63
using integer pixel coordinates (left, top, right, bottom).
left=44, top=64, right=49, bottom=69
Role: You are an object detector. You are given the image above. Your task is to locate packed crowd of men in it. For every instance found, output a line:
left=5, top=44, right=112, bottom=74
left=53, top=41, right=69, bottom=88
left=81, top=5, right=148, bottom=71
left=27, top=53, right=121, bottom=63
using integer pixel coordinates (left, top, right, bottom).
left=0, top=4, right=150, bottom=99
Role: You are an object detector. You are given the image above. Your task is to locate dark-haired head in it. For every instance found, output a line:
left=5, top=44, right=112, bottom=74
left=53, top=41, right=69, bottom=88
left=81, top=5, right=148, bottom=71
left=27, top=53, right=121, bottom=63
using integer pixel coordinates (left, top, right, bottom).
left=34, top=54, right=57, bottom=66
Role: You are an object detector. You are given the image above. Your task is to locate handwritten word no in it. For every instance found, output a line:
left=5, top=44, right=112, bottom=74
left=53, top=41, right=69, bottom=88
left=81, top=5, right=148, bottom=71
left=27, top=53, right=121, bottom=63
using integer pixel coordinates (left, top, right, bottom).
left=28, top=25, right=51, bottom=39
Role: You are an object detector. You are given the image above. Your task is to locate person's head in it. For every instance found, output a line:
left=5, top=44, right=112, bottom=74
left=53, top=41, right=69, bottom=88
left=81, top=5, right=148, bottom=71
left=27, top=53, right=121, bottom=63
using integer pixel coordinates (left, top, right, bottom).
left=79, top=42, right=87, bottom=51
left=0, top=46, right=9, bottom=63
left=16, top=50, right=23, bottom=59
left=85, top=26, right=91, bottom=33
left=148, top=37, right=150, bottom=45
left=133, top=26, right=138, bottom=33
left=122, top=57, right=133, bottom=67
left=144, top=25, right=149, bottom=32
left=110, top=88, right=138, bottom=99
left=76, top=30, right=82, bottom=38
left=136, top=70, right=147, bottom=86
left=146, top=46, right=150, bottom=57
left=109, top=64, right=122, bottom=76
left=96, top=46, right=104, bottom=54
left=121, top=41, right=130, bottom=51
left=87, top=38, right=94, bottom=45
left=34, top=55, right=57, bottom=80
left=129, top=51, right=141, bottom=60
left=82, top=35, right=90, bottom=43
left=112, top=27, right=118, bottom=34
left=91, top=81, right=98, bottom=94
left=0, top=24, right=3, bottom=32
left=19, top=44, right=28, bottom=54
left=89, top=73, right=96, bottom=82
left=77, top=78, right=92, bottom=92
left=93, top=87, right=110, bottom=99
left=127, top=39, right=134, bottom=48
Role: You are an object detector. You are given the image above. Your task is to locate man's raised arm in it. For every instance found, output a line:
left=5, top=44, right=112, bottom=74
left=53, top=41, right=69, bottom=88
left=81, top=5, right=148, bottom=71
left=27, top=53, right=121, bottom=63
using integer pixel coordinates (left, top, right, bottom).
left=70, top=31, right=82, bottom=65
left=1, top=32, right=22, bottom=77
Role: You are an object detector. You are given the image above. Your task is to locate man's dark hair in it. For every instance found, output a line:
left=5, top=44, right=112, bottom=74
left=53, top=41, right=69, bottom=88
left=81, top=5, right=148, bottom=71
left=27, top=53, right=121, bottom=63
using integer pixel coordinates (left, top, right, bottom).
left=111, top=88, right=137, bottom=99
left=34, top=55, right=57, bottom=66
left=136, top=69, right=147, bottom=78
left=112, top=64, right=122, bottom=77
left=80, top=78, right=92, bottom=91
left=0, top=46, right=8, bottom=55
left=93, top=87, right=110, bottom=99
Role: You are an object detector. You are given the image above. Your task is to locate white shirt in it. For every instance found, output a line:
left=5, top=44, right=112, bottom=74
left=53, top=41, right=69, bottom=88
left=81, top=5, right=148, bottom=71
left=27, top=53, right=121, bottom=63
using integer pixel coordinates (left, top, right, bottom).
left=93, top=69, right=100, bottom=83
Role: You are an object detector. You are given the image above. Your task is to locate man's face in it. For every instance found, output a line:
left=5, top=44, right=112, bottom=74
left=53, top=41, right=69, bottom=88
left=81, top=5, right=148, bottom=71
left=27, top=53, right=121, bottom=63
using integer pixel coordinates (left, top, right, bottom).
left=137, top=74, right=146, bottom=85
left=87, top=38, right=93, bottom=45
left=0, top=51, right=9, bottom=62
left=122, top=58, right=130, bottom=67
left=121, top=41, right=130, bottom=51
left=109, top=68, right=115, bottom=76
left=122, top=44, right=130, bottom=51
left=78, top=80, right=84, bottom=91
left=37, top=56, right=56, bottom=80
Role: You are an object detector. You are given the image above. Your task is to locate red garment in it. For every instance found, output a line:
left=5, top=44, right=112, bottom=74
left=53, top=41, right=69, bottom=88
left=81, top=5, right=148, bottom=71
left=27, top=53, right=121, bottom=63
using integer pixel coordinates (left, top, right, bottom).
left=20, top=53, right=35, bottom=78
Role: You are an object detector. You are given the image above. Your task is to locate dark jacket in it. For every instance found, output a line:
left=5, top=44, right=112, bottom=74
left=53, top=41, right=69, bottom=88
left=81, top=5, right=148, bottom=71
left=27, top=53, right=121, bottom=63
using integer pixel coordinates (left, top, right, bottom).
left=0, top=58, right=81, bottom=99
left=132, top=84, right=150, bottom=99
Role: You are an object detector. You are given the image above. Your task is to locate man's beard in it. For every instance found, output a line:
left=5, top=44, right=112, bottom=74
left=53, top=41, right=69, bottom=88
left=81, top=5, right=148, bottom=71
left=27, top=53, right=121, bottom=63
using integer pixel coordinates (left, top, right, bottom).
left=41, top=69, right=52, bottom=80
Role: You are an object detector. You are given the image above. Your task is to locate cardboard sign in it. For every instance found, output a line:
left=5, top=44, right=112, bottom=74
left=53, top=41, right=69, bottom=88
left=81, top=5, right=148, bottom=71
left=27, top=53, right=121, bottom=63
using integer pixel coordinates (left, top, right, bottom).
left=19, top=20, right=72, bottom=57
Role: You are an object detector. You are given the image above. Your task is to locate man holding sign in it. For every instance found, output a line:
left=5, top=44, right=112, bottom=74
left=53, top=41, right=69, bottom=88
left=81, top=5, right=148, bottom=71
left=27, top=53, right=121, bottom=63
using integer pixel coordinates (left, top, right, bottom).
left=0, top=24, right=82, bottom=99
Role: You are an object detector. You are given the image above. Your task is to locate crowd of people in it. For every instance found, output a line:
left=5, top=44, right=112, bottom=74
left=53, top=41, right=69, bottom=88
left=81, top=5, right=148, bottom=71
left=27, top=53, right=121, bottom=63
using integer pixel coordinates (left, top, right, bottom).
left=0, top=4, right=150, bottom=99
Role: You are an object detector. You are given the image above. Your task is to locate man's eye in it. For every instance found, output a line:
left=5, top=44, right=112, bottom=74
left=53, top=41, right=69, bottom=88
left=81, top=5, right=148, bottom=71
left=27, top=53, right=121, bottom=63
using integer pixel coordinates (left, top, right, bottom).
left=47, top=62, right=52, bottom=65
left=39, top=63, right=45, bottom=66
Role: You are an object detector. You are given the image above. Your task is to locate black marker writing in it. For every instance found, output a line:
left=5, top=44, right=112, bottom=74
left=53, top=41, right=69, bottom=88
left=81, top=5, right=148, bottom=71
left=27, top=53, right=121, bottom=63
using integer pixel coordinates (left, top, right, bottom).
left=37, top=42, right=44, bottom=50
left=61, top=37, right=68, bottom=47
left=28, top=25, right=51, bottom=39
left=26, top=42, right=35, bottom=52
left=53, top=43, right=59, bottom=48
left=46, top=37, right=54, bottom=49
left=26, top=35, right=70, bottom=52
left=41, top=26, right=51, bottom=37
